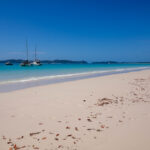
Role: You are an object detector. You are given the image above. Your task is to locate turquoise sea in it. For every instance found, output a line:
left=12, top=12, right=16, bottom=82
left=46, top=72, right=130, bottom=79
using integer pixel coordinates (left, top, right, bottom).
left=0, top=63, right=150, bottom=85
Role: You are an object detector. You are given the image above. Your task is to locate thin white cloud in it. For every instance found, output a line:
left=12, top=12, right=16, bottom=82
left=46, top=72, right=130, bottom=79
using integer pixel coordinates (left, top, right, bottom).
left=8, top=51, right=46, bottom=55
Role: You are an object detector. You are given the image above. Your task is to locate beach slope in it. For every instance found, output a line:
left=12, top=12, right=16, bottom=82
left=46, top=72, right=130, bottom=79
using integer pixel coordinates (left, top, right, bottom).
left=0, top=70, right=150, bottom=150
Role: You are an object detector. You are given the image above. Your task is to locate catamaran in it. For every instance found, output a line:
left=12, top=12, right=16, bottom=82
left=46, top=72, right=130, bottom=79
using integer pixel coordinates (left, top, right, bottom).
left=20, top=40, right=31, bottom=66
left=32, top=46, right=42, bottom=66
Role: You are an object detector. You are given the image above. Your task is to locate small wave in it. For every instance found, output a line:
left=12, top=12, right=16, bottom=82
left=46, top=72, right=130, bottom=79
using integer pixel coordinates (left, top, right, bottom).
left=0, top=66, right=149, bottom=85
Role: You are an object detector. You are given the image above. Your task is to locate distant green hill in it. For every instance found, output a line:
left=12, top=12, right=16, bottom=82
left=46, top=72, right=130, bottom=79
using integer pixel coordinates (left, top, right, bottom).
left=0, top=59, right=150, bottom=64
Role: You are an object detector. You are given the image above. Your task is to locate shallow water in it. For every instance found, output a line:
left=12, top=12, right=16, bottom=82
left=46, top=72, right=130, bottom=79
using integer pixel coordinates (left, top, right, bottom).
left=0, top=63, right=150, bottom=85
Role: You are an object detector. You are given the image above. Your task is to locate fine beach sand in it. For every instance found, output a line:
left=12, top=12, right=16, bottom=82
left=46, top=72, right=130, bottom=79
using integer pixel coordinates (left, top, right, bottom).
left=0, top=70, right=150, bottom=150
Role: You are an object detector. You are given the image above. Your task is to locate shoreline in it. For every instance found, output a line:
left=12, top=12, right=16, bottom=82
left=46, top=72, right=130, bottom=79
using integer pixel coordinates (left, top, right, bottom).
left=0, top=70, right=150, bottom=149
left=0, top=70, right=150, bottom=150
left=0, top=67, right=150, bottom=93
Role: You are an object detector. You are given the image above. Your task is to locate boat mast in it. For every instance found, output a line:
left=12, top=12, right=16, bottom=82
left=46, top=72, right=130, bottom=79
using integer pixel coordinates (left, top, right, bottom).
left=26, top=40, right=28, bottom=61
left=35, top=45, right=37, bottom=61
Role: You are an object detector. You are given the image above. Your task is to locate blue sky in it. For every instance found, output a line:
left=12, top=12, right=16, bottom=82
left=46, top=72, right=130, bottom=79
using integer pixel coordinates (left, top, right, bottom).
left=0, top=0, right=150, bottom=61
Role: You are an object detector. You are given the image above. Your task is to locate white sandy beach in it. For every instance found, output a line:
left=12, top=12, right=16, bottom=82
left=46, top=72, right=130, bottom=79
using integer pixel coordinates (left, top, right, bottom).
left=0, top=70, right=150, bottom=150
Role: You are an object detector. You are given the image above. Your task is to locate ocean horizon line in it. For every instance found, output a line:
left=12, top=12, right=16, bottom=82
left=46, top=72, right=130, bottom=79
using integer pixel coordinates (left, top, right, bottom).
left=0, top=59, right=150, bottom=64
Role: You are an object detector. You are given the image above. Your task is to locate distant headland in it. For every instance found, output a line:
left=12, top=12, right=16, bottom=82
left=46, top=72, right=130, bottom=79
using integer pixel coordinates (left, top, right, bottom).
left=0, top=59, right=150, bottom=64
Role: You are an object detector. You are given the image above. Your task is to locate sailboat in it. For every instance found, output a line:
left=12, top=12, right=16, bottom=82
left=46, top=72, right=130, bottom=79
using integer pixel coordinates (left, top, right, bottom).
left=32, top=46, right=42, bottom=66
left=5, top=61, right=13, bottom=65
left=20, top=40, right=31, bottom=66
